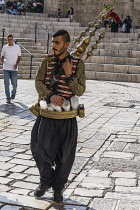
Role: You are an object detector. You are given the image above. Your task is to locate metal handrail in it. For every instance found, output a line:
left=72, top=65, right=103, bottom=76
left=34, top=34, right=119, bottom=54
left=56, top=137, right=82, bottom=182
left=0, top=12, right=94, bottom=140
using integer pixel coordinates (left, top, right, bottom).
left=15, top=40, right=34, bottom=79
left=15, top=41, right=33, bottom=56
left=0, top=26, right=34, bottom=79
left=0, top=25, right=9, bottom=47
left=34, top=21, right=52, bottom=54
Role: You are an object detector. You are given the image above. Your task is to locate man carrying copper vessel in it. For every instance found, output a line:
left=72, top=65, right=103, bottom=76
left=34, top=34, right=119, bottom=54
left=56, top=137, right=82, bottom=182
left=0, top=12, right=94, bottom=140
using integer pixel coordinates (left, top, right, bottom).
left=31, top=30, right=85, bottom=202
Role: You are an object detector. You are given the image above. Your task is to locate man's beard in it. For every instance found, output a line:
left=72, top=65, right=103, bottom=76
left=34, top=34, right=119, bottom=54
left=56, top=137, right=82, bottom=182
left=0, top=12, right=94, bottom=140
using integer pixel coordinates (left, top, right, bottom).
left=53, top=47, right=65, bottom=57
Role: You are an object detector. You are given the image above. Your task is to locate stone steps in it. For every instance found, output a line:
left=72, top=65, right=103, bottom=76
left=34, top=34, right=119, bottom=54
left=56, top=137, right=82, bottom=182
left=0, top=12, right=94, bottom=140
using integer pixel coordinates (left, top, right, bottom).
left=0, top=14, right=80, bottom=25
left=0, top=15, right=138, bottom=39
left=14, top=52, right=140, bottom=63
left=17, top=41, right=140, bottom=56
left=0, top=26, right=138, bottom=36
left=0, top=72, right=36, bottom=79
left=0, top=13, right=140, bottom=82
left=1, top=70, right=140, bottom=82
left=20, top=56, right=45, bottom=61
left=85, top=63, right=140, bottom=74
left=86, top=71, right=140, bottom=83
left=0, top=13, right=76, bottom=22
left=86, top=56, right=139, bottom=65
left=1, top=23, right=139, bottom=43
left=87, top=49, right=140, bottom=57
left=20, top=49, right=140, bottom=60
left=97, top=42, right=140, bottom=50
left=2, top=44, right=140, bottom=59
left=16, top=40, right=140, bottom=54
left=0, top=22, right=80, bottom=29
left=1, top=62, right=140, bottom=73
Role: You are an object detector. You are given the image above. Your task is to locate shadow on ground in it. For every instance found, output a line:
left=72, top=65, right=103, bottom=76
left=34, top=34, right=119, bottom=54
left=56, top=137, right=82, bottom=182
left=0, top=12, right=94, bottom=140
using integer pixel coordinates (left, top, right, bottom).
left=0, top=101, right=35, bottom=120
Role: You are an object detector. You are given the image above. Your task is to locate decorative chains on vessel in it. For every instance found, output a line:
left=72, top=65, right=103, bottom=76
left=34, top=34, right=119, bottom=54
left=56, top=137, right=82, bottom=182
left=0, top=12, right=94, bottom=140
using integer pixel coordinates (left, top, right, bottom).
left=70, top=5, right=115, bottom=61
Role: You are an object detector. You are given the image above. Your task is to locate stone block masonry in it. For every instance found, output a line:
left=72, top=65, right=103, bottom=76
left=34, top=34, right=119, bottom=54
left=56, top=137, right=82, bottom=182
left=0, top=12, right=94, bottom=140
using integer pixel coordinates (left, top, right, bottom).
left=44, top=0, right=140, bottom=27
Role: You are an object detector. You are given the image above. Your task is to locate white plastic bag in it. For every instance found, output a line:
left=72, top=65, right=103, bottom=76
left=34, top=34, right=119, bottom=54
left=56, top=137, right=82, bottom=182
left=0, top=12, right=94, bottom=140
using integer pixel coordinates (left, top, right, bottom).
left=122, top=24, right=127, bottom=32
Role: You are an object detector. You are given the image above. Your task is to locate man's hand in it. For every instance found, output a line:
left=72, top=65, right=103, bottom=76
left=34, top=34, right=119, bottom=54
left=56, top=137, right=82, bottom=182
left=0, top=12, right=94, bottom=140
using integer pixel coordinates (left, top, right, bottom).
left=50, top=95, right=65, bottom=106
left=62, top=58, right=73, bottom=77
left=13, top=64, right=18, bottom=70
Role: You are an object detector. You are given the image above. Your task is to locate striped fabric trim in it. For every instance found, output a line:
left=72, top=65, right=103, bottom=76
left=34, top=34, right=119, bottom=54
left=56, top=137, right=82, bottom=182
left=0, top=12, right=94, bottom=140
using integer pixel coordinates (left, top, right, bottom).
left=59, top=80, right=67, bottom=84
left=57, top=89, right=72, bottom=95
left=45, top=55, right=80, bottom=97
left=58, top=84, right=71, bottom=90
left=47, top=67, right=55, bottom=70
left=45, top=77, right=52, bottom=81
left=60, top=75, right=67, bottom=79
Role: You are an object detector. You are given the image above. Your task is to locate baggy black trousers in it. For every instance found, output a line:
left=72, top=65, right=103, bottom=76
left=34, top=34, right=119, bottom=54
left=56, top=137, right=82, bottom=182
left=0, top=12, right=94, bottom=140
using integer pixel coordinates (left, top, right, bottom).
left=31, top=115, right=78, bottom=190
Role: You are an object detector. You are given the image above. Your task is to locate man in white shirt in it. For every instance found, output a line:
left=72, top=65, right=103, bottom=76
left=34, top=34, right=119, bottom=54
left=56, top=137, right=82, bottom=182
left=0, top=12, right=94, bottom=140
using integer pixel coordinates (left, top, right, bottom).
left=1, top=34, right=21, bottom=103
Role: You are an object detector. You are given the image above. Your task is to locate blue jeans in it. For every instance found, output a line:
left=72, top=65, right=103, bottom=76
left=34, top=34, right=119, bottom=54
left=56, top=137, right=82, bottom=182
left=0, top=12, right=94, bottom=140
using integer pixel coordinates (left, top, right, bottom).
left=3, top=70, right=17, bottom=101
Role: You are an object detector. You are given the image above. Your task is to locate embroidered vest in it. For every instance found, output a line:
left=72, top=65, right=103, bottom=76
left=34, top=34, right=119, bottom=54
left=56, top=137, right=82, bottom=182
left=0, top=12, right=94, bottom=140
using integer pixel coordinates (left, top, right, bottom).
left=44, top=54, right=80, bottom=98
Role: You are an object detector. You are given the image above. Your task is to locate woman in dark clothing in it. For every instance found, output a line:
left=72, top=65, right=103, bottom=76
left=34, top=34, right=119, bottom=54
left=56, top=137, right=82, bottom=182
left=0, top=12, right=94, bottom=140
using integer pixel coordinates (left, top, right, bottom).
left=111, top=20, right=119, bottom=32
left=67, top=7, right=74, bottom=22
left=123, top=16, right=132, bottom=33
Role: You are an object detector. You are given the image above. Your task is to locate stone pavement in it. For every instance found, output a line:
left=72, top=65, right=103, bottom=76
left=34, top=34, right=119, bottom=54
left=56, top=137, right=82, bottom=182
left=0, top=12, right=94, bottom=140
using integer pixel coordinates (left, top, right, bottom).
left=0, top=79, right=140, bottom=210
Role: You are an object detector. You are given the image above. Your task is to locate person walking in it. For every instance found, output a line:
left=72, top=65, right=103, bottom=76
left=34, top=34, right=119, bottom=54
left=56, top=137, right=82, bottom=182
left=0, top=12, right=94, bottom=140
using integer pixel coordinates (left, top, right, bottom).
left=31, top=29, right=85, bottom=202
left=1, top=34, right=21, bottom=103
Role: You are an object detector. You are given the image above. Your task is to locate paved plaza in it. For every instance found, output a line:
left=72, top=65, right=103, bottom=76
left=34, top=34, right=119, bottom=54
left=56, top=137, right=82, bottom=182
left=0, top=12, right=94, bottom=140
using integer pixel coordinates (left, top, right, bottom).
left=0, top=78, right=140, bottom=209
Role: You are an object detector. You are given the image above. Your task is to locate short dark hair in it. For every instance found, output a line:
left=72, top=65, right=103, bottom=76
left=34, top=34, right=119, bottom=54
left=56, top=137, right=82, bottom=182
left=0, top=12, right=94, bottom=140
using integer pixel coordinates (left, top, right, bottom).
left=53, top=30, right=70, bottom=43
left=7, top=34, right=13, bottom=39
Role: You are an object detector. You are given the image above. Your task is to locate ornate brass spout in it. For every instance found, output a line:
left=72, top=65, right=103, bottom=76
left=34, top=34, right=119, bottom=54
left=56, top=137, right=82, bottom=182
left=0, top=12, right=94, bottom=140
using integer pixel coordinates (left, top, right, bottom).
left=71, top=36, right=91, bottom=58
left=71, top=5, right=114, bottom=59
left=84, top=25, right=109, bottom=61
left=72, top=5, right=114, bottom=47
left=71, top=14, right=107, bottom=58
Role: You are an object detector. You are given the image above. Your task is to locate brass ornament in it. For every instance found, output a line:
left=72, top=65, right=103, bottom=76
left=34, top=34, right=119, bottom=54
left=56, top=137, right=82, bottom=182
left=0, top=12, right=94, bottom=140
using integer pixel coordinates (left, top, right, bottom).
left=71, top=4, right=114, bottom=47
left=85, top=27, right=90, bottom=32
left=71, top=5, right=115, bottom=60
left=84, top=22, right=111, bottom=61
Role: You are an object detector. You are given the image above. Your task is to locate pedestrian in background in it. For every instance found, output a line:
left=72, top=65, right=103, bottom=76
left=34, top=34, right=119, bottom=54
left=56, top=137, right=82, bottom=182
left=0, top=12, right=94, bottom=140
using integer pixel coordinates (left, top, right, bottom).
left=17, top=0, right=27, bottom=15
left=1, top=34, right=21, bottom=104
left=5, top=0, right=13, bottom=14
left=57, top=8, right=62, bottom=22
left=67, top=7, right=74, bottom=22
left=104, top=17, right=111, bottom=28
left=0, top=0, right=6, bottom=14
left=122, top=15, right=132, bottom=33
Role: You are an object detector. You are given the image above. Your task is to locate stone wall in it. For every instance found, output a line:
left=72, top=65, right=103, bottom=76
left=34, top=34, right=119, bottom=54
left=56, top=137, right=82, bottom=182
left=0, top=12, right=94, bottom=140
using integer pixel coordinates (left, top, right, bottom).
left=44, top=0, right=140, bottom=27
left=44, top=0, right=59, bottom=17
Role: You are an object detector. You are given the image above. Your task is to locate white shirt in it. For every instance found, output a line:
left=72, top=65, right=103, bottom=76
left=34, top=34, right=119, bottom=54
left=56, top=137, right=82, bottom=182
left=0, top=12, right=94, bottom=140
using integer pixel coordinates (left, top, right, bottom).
left=1, top=44, right=21, bottom=71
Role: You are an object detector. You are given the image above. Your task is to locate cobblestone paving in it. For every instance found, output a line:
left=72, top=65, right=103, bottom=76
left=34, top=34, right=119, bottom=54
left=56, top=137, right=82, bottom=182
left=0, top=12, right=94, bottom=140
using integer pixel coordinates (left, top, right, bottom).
left=0, top=79, right=140, bottom=210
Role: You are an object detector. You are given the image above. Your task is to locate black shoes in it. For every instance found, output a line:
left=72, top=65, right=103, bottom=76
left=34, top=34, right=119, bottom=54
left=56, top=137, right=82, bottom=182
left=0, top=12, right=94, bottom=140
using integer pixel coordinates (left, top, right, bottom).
left=6, top=100, right=11, bottom=104
left=34, top=183, right=51, bottom=198
left=53, top=189, right=63, bottom=202
left=11, top=94, right=16, bottom=99
left=6, top=94, right=15, bottom=104
left=34, top=184, right=63, bottom=202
